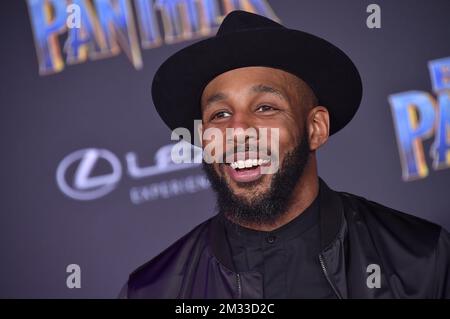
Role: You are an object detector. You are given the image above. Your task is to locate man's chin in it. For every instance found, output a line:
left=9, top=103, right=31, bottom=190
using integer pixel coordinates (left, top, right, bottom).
left=225, top=177, right=271, bottom=198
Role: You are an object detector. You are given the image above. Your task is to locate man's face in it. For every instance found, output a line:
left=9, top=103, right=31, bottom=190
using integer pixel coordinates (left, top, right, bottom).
left=200, top=67, right=316, bottom=223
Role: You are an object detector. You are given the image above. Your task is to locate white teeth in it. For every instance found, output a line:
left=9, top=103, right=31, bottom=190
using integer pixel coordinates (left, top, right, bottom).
left=230, top=159, right=270, bottom=169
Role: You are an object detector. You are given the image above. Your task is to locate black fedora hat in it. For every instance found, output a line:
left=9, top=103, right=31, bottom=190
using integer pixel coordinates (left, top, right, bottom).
left=151, top=10, right=362, bottom=141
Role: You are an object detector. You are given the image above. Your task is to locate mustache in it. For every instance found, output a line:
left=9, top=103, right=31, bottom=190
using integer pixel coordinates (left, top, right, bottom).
left=225, top=144, right=270, bottom=157
left=201, top=138, right=277, bottom=164
left=220, top=143, right=273, bottom=163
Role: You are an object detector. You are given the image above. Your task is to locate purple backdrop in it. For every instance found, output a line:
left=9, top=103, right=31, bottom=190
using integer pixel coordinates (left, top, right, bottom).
left=0, top=0, right=449, bottom=298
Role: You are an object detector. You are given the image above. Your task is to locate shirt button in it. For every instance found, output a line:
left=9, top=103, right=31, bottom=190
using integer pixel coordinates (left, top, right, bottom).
left=266, top=235, right=276, bottom=244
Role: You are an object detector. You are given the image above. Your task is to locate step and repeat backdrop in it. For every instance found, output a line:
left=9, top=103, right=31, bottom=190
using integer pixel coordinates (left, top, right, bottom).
left=1, top=0, right=449, bottom=298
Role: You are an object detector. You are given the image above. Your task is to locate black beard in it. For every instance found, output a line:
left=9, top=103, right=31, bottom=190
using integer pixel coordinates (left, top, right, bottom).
left=202, top=133, right=310, bottom=226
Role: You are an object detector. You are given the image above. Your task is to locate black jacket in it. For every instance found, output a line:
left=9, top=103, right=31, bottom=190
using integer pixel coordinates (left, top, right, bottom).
left=122, top=178, right=450, bottom=299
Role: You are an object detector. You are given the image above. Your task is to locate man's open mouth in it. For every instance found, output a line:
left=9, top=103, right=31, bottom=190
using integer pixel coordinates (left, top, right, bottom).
left=224, top=157, right=271, bottom=183
left=230, top=159, right=270, bottom=170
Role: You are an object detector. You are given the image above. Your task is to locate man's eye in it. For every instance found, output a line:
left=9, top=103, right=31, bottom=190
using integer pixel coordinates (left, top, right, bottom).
left=256, top=104, right=276, bottom=112
left=212, top=111, right=231, bottom=120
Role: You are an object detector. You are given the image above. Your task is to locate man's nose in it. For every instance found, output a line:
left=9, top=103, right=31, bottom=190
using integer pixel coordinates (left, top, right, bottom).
left=228, top=111, right=253, bottom=131
left=225, top=112, right=258, bottom=150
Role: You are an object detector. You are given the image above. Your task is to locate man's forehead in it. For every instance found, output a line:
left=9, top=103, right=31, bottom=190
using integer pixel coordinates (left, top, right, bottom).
left=201, top=66, right=304, bottom=103
left=204, top=66, right=300, bottom=89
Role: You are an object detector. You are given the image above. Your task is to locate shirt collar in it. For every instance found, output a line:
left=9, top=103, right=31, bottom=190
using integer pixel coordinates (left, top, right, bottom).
left=220, top=194, right=320, bottom=246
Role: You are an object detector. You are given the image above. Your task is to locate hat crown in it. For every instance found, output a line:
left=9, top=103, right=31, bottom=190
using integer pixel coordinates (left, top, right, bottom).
left=216, top=10, right=284, bottom=36
left=152, top=10, right=362, bottom=139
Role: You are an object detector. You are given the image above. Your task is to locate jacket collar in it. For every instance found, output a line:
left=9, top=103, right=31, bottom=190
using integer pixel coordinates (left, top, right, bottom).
left=209, top=209, right=237, bottom=271
left=318, top=177, right=345, bottom=251
left=317, top=177, right=348, bottom=299
left=208, top=177, right=345, bottom=272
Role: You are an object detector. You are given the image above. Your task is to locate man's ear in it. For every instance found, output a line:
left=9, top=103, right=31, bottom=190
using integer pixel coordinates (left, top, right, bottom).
left=307, top=106, right=329, bottom=151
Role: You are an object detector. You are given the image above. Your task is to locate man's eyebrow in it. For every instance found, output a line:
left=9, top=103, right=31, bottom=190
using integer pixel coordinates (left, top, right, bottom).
left=251, top=84, right=286, bottom=101
left=203, top=92, right=227, bottom=110
left=203, top=84, right=286, bottom=110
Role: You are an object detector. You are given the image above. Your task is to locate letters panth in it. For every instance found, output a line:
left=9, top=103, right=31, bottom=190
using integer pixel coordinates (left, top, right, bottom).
left=26, top=0, right=277, bottom=75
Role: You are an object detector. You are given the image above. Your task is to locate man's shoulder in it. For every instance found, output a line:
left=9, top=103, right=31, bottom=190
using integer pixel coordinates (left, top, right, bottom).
left=336, top=190, right=450, bottom=298
left=125, top=217, right=213, bottom=298
left=338, top=190, right=444, bottom=250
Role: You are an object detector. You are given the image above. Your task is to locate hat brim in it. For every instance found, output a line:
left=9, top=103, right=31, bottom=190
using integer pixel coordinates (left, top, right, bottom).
left=151, top=28, right=362, bottom=143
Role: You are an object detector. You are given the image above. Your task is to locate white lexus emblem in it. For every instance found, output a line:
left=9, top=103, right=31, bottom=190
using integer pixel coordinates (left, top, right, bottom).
left=56, top=148, right=122, bottom=200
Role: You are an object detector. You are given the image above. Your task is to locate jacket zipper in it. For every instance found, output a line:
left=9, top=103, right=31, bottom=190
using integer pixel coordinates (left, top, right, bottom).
left=319, top=254, right=343, bottom=299
left=236, top=273, right=242, bottom=298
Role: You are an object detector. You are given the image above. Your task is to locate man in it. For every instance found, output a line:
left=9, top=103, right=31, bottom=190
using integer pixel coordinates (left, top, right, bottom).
left=121, top=11, right=450, bottom=299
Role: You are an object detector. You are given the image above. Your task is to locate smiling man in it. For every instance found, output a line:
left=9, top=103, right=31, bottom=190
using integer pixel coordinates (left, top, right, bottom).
left=200, top=67, right=322, bottom=231
left=121, top=11, right=450, bottom=299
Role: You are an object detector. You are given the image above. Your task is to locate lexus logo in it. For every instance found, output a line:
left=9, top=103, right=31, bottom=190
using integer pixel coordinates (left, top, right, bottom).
left=56, top=148, right=122, bottom=200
